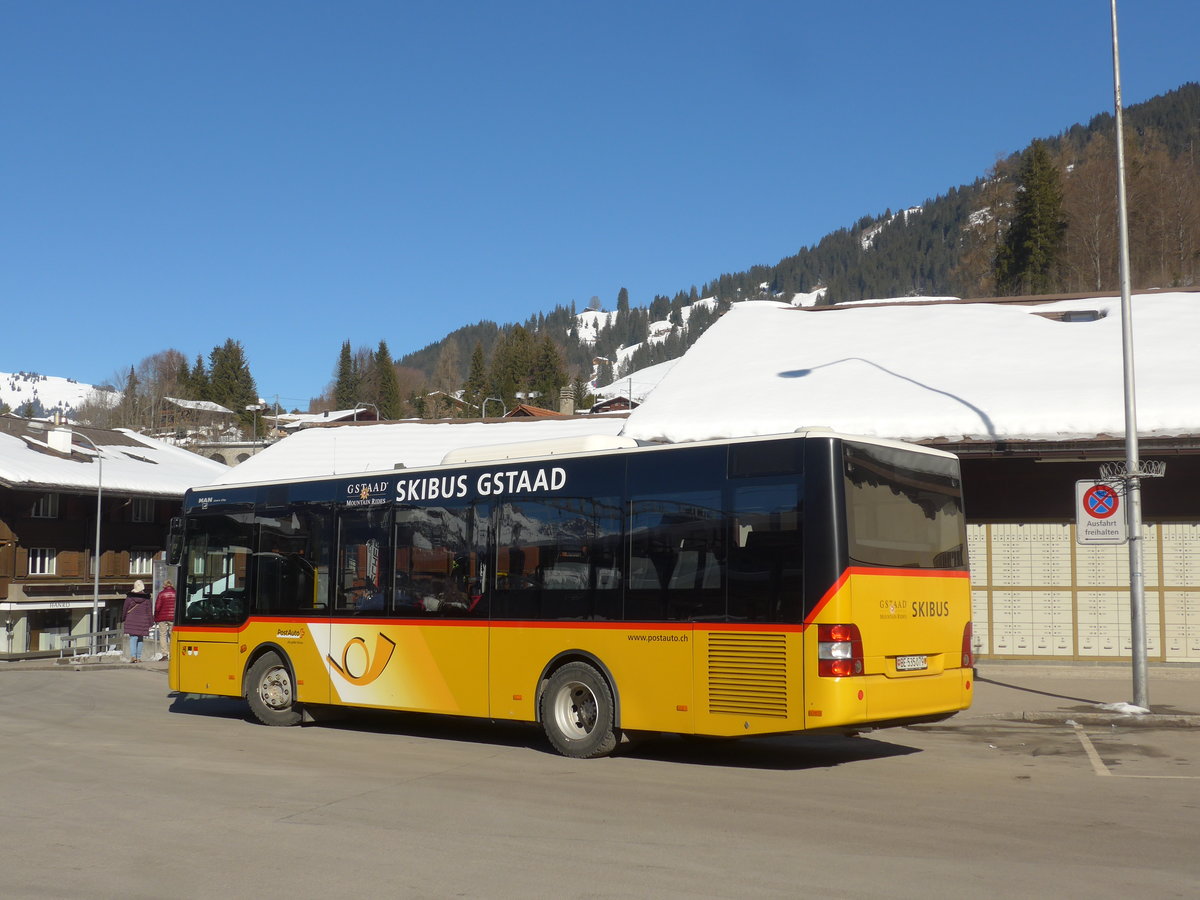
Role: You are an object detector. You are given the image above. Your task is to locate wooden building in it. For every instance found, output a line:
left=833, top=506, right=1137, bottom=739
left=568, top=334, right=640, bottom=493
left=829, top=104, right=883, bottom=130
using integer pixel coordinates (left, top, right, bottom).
left=0, top=416, right=226, bottom=656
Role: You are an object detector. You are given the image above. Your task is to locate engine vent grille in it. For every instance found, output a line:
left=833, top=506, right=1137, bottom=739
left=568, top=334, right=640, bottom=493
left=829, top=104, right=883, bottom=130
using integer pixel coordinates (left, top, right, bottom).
left=707, top=632, right=788, bottom=718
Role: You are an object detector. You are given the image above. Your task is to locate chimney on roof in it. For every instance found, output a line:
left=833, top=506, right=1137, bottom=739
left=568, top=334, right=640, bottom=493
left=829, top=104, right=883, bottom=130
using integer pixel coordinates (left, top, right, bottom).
left=48, top=425, right=73, bottom=455
left=559, top=386, right=575, bottom=416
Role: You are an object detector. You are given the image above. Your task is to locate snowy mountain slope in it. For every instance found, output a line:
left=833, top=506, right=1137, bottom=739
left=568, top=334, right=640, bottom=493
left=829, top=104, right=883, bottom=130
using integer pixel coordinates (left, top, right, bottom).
left=0, top=371, right=108, bottom=418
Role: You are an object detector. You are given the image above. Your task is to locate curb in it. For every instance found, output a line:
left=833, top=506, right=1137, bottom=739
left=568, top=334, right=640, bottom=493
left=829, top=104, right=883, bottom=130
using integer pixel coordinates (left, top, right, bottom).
left=2, top=660, right=168, bottom=673
left=991, top=711, right=1200, bottom=728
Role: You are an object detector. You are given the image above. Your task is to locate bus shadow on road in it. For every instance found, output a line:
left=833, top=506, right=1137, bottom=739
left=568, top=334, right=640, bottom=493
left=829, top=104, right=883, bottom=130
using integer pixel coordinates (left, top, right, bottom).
left=167, top=692, right=255, bottom=720
left=320, top=709, right=922, bottom=769
left=323, top=708, right=547, bottom=751
left=620, top=732, right=921, bottom=770
left=162, top=697, right=921, bottom=769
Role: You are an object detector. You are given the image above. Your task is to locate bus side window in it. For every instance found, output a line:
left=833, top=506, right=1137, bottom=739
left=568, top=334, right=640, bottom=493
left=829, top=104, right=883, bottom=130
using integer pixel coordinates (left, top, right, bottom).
left=492, top=498, right=619, bottom=622
left=394, top=504, right=488, bottom=618
left=627, top=492, right=724, bottom=622
left=728, top=484, right=803, bottom=623
left=253, top=508, right=331, bottom=616
left=337, top=508, right=391, bottom=615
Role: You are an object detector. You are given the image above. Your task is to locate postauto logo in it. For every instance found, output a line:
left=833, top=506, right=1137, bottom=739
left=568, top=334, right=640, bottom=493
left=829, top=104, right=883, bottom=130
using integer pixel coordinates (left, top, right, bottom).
left=327, top=632, right=396, bottom=686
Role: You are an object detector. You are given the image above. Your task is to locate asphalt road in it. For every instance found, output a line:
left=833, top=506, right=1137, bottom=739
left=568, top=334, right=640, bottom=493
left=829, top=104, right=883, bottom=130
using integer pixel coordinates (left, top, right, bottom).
left=2, top=666, right=1198, bottom=899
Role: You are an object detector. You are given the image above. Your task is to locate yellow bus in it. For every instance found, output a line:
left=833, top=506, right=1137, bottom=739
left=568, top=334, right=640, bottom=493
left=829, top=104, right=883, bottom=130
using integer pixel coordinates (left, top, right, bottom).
left=168, top=430, right=972, bottom=757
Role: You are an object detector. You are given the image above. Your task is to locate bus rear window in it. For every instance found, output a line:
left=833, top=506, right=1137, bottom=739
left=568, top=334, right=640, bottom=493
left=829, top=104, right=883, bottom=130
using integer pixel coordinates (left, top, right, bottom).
left=843, top=442, right=965, bottom=570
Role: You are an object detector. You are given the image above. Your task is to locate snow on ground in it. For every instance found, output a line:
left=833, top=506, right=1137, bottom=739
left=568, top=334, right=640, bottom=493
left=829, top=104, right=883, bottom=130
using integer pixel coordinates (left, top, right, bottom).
left=789, top=289, right=827, bottom=307
left=0, top=371, right=110, bottom=417
left=620, top=292, right=1200, bottom=445
left=681, top=297, right=719, bottom=321
left=1095, top=702, right=1150, bottom=715
left=592, top=358, right=680, bottom=402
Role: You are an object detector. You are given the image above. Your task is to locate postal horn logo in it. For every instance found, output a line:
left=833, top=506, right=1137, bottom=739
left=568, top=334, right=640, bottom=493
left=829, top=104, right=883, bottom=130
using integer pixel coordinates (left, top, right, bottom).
left=328, top=632, right=396, bottom=686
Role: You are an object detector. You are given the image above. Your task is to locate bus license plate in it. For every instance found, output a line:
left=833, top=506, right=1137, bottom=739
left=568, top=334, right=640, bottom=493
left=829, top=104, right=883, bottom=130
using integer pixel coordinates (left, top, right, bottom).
left=895, top=655, right=928, bottom=672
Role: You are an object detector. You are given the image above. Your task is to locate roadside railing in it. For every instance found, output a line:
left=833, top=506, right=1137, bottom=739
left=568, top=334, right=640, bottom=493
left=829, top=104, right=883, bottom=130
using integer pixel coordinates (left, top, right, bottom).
left=58, top=629, right=123, bottom=659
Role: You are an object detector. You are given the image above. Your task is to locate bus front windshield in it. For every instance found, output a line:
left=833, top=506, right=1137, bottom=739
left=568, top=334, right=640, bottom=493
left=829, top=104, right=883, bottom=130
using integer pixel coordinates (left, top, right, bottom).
left=181, top=512, right=253, bottom=625
left=843, top=442, right=966, bottom=570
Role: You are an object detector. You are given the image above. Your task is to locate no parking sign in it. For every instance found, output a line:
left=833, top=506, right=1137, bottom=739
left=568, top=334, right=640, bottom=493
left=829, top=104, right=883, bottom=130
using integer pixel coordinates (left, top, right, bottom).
left=1075, top=481, right=1128, bottom=545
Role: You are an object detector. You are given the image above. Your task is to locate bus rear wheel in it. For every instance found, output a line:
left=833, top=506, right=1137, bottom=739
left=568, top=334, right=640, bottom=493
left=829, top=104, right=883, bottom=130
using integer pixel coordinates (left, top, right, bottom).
left=247, top=651, right=302, bottom=726
left=540, top=661, right=617, bottom=758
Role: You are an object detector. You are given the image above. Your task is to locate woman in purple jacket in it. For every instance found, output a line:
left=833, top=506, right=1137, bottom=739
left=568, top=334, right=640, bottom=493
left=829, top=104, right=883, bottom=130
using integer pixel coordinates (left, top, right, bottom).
left=122, top=580, right=154, bottom=663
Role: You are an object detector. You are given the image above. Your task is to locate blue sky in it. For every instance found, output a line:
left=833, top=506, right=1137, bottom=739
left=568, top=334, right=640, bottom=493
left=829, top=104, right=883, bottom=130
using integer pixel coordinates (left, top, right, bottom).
left=2, top=1, right=1197, bottom=409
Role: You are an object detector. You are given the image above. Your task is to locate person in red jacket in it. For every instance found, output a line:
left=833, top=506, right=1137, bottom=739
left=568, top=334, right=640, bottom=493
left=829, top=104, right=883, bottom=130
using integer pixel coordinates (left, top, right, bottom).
left=122, top=580, right=153, bottom=663
left=154, top=580, right=176, bottom=661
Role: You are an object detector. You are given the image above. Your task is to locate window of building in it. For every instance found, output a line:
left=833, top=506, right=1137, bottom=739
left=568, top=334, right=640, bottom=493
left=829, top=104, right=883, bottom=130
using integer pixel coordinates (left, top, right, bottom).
left=131, top=498, right=155, bottom=523
left=130, top=549, right=155, bottom=576
left=31, top=493, right=60, bottom=518
left=29, top=548, right=57, bottom=576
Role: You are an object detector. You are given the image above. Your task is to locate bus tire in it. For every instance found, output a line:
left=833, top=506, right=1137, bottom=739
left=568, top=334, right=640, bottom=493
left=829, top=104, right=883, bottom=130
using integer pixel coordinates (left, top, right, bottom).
left=247, top=651, right=302, bottom=727
left=540, top=661, right=618, bottom=759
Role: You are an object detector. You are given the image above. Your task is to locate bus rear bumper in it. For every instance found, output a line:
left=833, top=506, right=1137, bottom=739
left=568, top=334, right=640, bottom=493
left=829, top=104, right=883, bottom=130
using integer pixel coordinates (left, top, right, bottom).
left=865, top=665, right=972, bottom=722
left=806, top=666, right=972, bottom=729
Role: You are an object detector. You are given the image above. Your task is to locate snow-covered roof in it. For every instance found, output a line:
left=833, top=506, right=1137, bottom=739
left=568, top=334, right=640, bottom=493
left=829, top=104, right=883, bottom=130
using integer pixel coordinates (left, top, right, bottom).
left=271, top=407, right=374, bottom=430
left=620, top=292, right=1200, bottom=445
left=0, top=417, right=228, bottom=496
left=210, top=415, right=629, bottom=485
left=163, top=396, right=235, bottom=415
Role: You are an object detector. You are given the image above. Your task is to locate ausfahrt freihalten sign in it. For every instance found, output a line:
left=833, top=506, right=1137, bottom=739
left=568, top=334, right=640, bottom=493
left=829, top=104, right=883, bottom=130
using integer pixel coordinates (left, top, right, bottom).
left=1075, top=481, right=1128, bottom=545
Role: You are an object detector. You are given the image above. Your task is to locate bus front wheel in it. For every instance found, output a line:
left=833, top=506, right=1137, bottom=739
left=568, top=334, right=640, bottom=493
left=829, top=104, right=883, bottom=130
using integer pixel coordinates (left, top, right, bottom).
left=540, top=661, right=617, bottom=758
left=247, top=651, right=302, bottom=727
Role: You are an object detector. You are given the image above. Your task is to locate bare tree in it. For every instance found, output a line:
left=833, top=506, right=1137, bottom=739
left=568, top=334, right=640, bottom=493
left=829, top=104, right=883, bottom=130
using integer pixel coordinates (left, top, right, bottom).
left=1061, top=134, right=1118, bottom=291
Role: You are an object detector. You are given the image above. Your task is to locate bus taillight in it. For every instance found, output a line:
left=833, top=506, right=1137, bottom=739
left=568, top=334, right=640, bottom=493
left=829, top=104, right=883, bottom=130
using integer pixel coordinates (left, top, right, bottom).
left=817, top=623, right=863, bottom=677
left=962, top=621, right=974, bottom=669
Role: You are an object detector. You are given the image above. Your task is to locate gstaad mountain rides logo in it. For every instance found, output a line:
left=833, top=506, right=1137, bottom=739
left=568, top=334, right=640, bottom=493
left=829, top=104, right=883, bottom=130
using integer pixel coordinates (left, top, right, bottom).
left=344, top=480, right=391, bottom=507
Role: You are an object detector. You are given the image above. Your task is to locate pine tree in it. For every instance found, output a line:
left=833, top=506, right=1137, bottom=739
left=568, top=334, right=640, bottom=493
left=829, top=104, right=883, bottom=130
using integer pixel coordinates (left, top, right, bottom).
left=995, top=141, right=1068, bottom=294
left=530, top=333, right=567, bottom=408
left=489, top=325, right=534, bottom=407
left=333, top=340, right=360, bottom=409
left=463, top=341, right=488, bottom=416
left=118, top=366, right=140, bottom=428
left=595, top=358, right=614, bottom=389
left=188, top=354, right=210, bottom=401
left=567, top=376, right=587, bottom=412
left=208, top=339, right=259, bottom=427
left=374, top=340, right=401, bottom=419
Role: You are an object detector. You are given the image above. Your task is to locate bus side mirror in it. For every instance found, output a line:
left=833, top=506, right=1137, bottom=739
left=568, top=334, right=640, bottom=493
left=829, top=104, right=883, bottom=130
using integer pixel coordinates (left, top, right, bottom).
left=167, top=517, right=183, bottom=566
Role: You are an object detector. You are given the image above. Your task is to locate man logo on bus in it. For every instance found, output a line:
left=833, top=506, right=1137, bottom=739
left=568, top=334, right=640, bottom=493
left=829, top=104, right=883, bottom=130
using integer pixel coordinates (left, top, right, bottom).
left=328, top=632, right=396, bottom=686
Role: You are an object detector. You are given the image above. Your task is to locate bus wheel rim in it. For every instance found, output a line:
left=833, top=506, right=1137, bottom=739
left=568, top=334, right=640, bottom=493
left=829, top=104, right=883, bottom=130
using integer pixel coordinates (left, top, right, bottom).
left=259, top=667, right=293, bottom=710
left=553, top=681, right=597, bottom=738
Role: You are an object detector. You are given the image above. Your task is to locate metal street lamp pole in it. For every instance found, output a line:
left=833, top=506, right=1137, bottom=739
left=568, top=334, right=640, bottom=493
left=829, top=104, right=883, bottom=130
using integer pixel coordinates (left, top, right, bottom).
left=74, top=432, right=104, bottom=655
left=1110, top=0, right=1148, bottom=709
